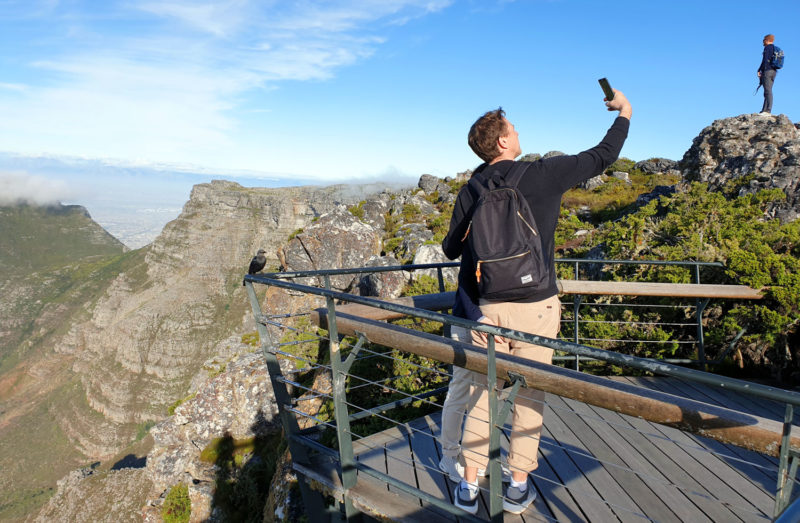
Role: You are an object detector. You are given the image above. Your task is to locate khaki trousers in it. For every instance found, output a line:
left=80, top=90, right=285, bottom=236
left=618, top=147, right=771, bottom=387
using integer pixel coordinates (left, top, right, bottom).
left=461, top=295, right=561, bottom=473
left=439, top=326, right=480, bottom=458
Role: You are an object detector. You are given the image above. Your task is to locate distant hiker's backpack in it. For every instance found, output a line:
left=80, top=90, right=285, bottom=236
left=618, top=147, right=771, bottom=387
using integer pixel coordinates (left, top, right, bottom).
left=771, top=45, right=785, bottom=69
left=463, top=163, right=548, bottom=301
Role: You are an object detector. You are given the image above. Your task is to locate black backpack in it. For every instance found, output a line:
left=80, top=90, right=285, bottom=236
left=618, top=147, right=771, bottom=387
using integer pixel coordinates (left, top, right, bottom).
left=463, top=162, right=548, bottom=301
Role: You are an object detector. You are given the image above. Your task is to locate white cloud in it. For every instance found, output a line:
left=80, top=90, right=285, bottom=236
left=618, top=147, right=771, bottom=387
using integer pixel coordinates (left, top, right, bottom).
left=0, top=0, right=453, bottom=176
left=0, top=171, right=78, bottom=206
left=0, top=82, right=28, bottom=92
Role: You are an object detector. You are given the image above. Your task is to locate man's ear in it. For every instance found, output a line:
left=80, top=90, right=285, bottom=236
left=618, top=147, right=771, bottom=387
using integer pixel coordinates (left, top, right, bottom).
left=497, top=134, right=509, bottom=152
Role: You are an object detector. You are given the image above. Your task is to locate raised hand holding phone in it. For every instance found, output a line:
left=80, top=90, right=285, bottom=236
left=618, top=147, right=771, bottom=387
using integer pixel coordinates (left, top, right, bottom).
left=597, top=78, right=632, bottom=119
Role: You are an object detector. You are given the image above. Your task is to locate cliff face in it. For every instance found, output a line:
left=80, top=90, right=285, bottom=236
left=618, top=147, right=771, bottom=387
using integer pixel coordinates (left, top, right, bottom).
left=0, top=180, right=400, bottom=519
left=53, top=180, right=386, bottom=457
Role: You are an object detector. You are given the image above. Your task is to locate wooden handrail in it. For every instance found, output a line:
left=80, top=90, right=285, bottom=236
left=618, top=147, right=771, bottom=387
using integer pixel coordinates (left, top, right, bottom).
left=310, top=310, right=797, bottom=456
left=333, top=280, right=762, bottom=322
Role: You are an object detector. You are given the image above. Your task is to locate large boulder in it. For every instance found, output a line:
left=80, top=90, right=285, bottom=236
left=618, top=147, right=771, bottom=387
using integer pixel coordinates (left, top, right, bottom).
left=418, top=174, right=439, bottom=194
left=680, top=113, right=800, bottom=222
left=357, top=255, right=409, bottom=298
left=635, top=157, right=679, bottom=175
left=411, top=244, right=458, bottom=285
left=281, top=208, right=382, bottom=290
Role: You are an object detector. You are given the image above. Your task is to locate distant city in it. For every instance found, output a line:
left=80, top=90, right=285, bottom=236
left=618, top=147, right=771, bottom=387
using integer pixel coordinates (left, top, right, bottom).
left=88, top=205, right=184, bottom=249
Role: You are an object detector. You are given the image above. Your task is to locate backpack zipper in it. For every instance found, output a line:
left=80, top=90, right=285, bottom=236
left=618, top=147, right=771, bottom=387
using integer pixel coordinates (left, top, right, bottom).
left=517, top=211, right=538, bottom=235
left=475, top=251, right=530, bottom=282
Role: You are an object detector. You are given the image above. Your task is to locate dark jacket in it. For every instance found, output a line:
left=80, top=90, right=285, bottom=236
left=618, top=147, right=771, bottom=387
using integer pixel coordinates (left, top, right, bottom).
left=759, top=43, right=776, bottom=74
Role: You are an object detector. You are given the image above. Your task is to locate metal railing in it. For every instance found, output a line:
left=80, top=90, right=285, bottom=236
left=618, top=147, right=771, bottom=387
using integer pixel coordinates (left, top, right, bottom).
left=243, top=261, right=800, bottom=521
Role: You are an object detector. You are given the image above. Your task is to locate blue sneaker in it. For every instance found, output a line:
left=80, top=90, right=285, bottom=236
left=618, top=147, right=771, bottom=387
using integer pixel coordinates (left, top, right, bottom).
left=503, top=480, right=536, bottom=514
left=454, top=480, right=479, bottom=515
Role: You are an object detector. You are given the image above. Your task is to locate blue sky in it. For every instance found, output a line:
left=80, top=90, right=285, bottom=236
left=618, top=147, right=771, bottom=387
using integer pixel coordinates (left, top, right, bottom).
left=1, top=0, right=798, bottom=224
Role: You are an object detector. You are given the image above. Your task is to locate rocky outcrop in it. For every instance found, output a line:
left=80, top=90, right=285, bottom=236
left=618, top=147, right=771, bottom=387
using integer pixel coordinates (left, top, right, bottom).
left=142, top=351, right=294, bottom=521
left=281, top=208, right=382, bottom=291
left=680, top=113, right=800, bottom=222
left=34, top=467, right=152, bottom=523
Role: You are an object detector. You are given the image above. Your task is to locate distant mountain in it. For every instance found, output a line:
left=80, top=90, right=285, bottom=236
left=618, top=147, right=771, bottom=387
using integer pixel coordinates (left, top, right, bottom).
left=0, top=203, right=128, bottom=518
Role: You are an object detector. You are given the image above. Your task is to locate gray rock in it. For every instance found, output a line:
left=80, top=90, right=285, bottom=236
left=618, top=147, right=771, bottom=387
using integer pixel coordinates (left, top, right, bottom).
left=519, top=153, right=542, bottom=162
left=579, top=174, right=607, bottom=190
left=397, top=223, right=434, bottom=261
left=360, top=196, right=390, bottom=230
left=418, top=174, right=440, bottom=194
left=543, top=150, right=566, bottom=159
left=411, top=244, right=458, bottom=284
left=282, top=208, right=382, bottom=290
left=635, top=185, right=678, bottom=208
left=611, top=171, right=631, bottom=184
left=635, top=157, right=678, bottom=174
left=358, top=255, right=409, bottom=298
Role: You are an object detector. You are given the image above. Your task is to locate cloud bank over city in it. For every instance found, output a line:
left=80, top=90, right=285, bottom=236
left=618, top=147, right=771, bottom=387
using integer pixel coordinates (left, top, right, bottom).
left=0, top=171, right=77, bottom=206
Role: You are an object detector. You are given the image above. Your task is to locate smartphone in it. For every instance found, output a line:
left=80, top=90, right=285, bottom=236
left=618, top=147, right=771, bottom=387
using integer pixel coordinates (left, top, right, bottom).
left=598, top=77, right=615, bottom=101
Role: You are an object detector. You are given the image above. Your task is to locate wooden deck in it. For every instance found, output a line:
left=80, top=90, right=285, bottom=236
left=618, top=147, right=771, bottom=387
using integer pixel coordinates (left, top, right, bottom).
left=307, top=376, right=800, bottom=522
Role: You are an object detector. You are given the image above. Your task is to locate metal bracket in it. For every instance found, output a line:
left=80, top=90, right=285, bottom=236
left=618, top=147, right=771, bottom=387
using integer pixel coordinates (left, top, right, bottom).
left=342, top=331, right=368, bottom=375
left=507, top=371, right=528, bottom=388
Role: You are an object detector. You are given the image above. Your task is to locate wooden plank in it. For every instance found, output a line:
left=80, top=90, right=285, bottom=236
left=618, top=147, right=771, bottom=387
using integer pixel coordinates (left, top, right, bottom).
left=628, top=376, right=780, bottom=487
left=549, top=393, right=685, bottom=522
left=334, top=292, right=455, bottom=321
left=385, top=427, right=420, bottom=500
left=534, top=404, right=628, bottom=522
left=561, top=394, right=714, bottom=523
left=543, top=397, right=650, bottom=522
left=634, top=377, right=779, bottom=497
left=557, top=280, right=763, bottom=299
left=667, top=376, right=799, bottom=426
left=331, top=280, right=763, bottom=323
left=311, top=310, right=800, bottom=455
left=580, top=400, right=739, bottom=522
left=406, top=416, right=459, bottom=521
left=354, top=436, right=389, bottom=493
left=520, top=429, right=586, bottom=522
left=646, top=420, right=773, bottom=520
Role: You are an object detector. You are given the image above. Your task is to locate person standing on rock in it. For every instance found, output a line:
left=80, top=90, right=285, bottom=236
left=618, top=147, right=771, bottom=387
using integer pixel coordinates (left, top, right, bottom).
left=442, top=89, right=632, bottom=515
left=758, top=34, right=779, bottom=114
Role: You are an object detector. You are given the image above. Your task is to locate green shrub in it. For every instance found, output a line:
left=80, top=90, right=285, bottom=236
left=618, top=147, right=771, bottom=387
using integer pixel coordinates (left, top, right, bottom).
left=135, top=421, right=155, bottom=442
left=241, top=331, right=259, bottom=347
left=162, top=483, right=191, bottom=523
left=167, top=393, right=196, bottom=415
left=348, top=201, right=366, bottom=220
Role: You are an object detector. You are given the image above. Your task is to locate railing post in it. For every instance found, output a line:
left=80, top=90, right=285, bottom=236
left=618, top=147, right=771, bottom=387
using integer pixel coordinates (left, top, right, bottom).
left=775, top=404, right=799, bottom=518
left=693, top=263, right=709, bottom=367
left=486, top=333, right=503, bottom=522
left=244, top=281, right=328, bottom=520
left=695, top=298, right=709, bottom=367
left=573, top=260, right=582, bottom=371
left=436, top=267, right=446, bottom=293
left=323, top=276, right=361, bottom=521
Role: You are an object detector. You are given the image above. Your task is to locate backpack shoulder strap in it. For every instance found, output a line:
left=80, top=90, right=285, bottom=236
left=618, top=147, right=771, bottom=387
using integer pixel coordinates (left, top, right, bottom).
left=504, top=162, right=531, bottom=189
